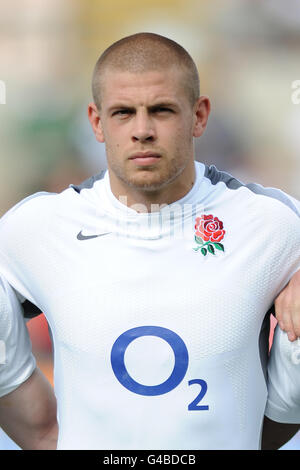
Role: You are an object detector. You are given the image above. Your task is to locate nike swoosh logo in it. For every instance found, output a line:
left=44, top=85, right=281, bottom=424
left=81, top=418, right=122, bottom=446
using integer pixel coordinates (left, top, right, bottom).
left=77, top=230, right=112, bottom=240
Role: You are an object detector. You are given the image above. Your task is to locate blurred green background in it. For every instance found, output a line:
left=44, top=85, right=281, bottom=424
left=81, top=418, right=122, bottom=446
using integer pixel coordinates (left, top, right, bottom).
left=0, top=0, right=299, bottom=450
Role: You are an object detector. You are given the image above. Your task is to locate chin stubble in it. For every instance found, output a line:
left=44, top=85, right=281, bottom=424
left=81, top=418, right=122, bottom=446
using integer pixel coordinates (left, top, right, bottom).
left=123, top=160, right=188, bottom=192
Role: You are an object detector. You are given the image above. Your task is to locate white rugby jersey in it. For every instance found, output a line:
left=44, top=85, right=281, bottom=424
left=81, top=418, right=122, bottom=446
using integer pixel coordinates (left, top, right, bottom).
left=0, top=161, right=300, bottom=450
left=0, top=276, right=36, bottom=397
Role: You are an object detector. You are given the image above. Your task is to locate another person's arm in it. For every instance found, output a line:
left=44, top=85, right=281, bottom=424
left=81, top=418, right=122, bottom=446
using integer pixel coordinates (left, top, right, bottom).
left=273, top=194, right=300, bottom=341
left=262, top=325, right=300, bottom=449
left=275, top=269, right=300, bottom=342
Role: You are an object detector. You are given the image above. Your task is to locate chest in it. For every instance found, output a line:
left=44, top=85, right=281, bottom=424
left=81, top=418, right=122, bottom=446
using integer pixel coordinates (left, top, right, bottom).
left=36, top=231, right=276, bottom=362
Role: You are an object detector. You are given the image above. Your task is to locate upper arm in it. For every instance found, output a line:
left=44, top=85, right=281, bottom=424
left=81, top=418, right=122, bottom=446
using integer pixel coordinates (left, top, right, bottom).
left=0, top=367, right=57, bottom=449
left=0, top=276, right=57, bottom=449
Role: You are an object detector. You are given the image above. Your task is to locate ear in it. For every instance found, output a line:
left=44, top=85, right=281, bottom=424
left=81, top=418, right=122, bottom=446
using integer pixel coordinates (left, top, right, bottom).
left=87, top=102, right=105, bottom=143
left=192, top=96, right=211, bottom=138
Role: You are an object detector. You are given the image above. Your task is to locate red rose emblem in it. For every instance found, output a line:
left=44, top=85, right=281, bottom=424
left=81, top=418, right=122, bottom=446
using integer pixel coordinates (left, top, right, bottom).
left=195, top=214, right=225, bottom=243
left=193, top=214, right=226, bottom=256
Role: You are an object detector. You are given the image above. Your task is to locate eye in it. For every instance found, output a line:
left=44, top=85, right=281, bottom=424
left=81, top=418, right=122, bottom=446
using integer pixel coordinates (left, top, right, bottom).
left=112, top=109, right=133, bottom=117
left=154, top=107, right=172, bottom=113
left=152, top=106, right=175, bottom=115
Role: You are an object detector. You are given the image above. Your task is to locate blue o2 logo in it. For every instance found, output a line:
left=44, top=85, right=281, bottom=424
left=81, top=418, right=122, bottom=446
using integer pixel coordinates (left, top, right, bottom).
left=111, top=326, right=188, bottom=396
left=111, top=326, right=209, bottom=410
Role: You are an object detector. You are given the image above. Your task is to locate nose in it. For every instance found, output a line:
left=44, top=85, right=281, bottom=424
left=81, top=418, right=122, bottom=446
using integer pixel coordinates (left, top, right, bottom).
left=131, top=110, right=155, bottom=143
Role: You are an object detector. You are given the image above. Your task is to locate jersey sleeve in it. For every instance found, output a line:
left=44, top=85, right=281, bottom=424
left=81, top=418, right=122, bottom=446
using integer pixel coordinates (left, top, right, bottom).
left=0, top=276, right=36, bottom=398
left=265, top=325, right=300, bottom=423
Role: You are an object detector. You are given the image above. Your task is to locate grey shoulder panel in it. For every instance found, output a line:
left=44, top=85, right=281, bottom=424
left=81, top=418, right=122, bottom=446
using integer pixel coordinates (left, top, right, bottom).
left=204, top=164, right=244, bottom=190
left=204, top=165, right=300, bottom=217
left=70, top=170, right=106, bottom=194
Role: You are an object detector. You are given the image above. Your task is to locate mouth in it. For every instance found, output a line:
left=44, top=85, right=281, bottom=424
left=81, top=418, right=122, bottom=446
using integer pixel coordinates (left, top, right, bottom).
left=129, top=152, right=161, bottom=166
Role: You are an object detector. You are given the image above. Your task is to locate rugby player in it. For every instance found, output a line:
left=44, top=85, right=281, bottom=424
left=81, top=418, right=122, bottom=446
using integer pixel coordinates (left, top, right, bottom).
left=0, top=32, right=300, bottom=449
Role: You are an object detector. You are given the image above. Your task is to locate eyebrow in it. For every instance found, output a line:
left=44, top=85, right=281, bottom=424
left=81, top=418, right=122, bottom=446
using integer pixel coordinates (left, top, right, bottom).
left=107, top=101, right=179, bottom=113
left=149, top=102, right=178, bottom=110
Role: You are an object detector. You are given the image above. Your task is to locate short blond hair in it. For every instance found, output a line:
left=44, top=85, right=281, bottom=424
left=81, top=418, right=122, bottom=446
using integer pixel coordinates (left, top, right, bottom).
left=92, top=32, right=200, bottom=110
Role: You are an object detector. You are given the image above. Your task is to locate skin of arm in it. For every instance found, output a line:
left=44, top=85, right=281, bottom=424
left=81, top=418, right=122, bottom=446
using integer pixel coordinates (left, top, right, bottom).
left=0, top=367, right=58, bottom=450
left=275, top=269, right=300, bottom=342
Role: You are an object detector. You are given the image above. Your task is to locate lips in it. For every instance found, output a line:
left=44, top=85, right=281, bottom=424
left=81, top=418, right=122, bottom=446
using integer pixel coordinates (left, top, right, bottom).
left=129, top=152, right=161, bottom=166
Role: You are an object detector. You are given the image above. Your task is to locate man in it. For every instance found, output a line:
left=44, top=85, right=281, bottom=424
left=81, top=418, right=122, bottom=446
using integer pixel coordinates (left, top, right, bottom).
left=0, top=32, right=300, bottom=449
left=0, top=276, right=57, bottom=449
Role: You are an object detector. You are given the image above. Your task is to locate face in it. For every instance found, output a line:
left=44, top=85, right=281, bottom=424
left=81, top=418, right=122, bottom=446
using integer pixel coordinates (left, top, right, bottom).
left=88, top=67, right=210, bottom=202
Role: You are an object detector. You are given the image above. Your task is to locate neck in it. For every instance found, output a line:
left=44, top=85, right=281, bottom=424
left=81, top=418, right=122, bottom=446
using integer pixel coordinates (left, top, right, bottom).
left=109, top=161, right=196, bottom=213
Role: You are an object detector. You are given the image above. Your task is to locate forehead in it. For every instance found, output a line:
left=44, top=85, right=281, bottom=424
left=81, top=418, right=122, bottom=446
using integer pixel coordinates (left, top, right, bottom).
left=100, top=67, right=189, bottom=107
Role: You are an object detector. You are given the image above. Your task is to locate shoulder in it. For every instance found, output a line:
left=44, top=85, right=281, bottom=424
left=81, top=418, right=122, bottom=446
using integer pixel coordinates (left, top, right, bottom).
left=203, top=164, right=300, bottom=218
left=0, top=190, right=69, bottom=273
left=0, top=186, right=82, bottom=237
left=202, top=165, right=300, bottom=266
left=0, top=171, right=107, bottom=231
left=0, top=191, right=58, bottom=230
